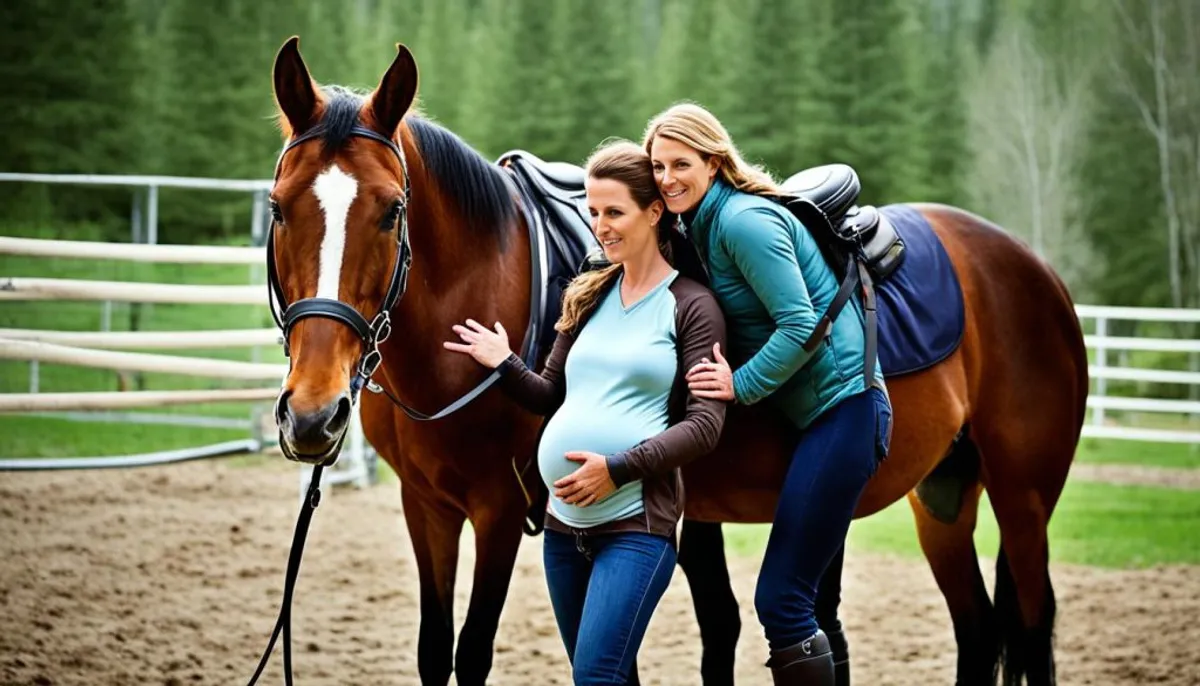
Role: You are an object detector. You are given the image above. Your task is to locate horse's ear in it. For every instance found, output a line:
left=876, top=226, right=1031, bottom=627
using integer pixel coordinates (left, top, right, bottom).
left=370, top=43, right=418, bottom=137
left=273, top=36, right=319, bottom=137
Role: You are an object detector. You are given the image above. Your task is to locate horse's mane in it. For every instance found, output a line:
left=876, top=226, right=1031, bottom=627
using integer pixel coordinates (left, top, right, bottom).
left=279, top=85, right=519, bottom=241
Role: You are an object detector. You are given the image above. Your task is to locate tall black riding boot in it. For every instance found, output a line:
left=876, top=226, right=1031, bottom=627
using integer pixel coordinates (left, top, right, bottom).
left=766, top=630, right=836, bottom=685
left=825, top=626, right=850, bottom=686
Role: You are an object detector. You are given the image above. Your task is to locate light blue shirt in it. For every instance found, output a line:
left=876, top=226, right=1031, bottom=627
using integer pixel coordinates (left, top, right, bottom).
left=537, top=270, right=680, bottom=528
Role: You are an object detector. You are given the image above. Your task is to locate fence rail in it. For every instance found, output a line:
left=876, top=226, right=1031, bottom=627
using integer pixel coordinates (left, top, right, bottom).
left=1, top=277, right=264, bottom=304
left=0, top=388, right=279, bottom=412
left=0, top=328, right=279, bottom=350
left=0, top=339, right=286, bottom=380
left=0, top=236, right=262, bottom=264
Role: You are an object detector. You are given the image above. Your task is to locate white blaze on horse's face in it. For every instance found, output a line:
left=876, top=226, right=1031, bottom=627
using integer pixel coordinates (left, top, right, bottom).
left=311, top=164, right=359, bottom=300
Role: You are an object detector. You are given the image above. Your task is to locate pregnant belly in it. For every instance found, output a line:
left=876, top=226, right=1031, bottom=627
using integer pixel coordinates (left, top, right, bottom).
left=537, top=402, right=660, bottom=487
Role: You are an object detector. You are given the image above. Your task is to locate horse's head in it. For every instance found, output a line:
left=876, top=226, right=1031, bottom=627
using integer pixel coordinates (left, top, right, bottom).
left=267, top=37, right=417, bottom=464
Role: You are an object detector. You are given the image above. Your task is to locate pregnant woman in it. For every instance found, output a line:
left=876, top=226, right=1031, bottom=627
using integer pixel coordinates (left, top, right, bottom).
left=444, top=140, right=727, bottom=685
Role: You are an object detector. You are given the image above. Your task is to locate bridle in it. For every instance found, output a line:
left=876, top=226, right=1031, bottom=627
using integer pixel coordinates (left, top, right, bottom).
left=249, top=120, right=537, bottom=686
left=265, top=123, right=513, bottom=464
left=267, top=124, right=410, bottom=401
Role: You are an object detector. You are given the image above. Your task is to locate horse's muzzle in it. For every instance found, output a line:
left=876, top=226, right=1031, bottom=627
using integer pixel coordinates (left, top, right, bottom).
left=275, top=390, right=352, bottom=466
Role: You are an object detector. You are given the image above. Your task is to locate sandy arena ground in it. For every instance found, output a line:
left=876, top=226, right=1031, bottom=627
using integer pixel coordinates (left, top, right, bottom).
left=1, top=457, right=1197, bottom=685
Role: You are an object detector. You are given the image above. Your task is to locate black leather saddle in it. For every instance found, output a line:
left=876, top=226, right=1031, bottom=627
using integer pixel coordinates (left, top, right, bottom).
left=780, top=163, right=905, bottom=281
left=497, top=150, right=599, bottom=358
left=498, top=150, right=593, bottom=258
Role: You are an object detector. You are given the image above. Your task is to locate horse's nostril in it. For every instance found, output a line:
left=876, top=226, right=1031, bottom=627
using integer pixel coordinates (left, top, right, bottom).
left=276, top=390, right=293, bottom=425
left=328, top=394, right=352, bottom=434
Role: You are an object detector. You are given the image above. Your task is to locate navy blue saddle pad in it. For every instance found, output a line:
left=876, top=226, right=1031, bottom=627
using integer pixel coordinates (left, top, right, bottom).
left=875, top=204, right=965, bottom=377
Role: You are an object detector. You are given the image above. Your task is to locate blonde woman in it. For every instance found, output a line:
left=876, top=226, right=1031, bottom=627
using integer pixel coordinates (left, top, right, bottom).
left=643, top=103, right=892, bottom=685
left=445, top=140, right=726, bottom=685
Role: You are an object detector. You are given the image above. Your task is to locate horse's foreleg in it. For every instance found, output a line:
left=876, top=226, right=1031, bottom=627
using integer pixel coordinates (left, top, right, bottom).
left=454, top=497, right=526, bottom=686
left=909, top=478, right=999, bottom=686
left=401, top=485, right=466, bottom=686
left=677, top=520, right=740, bottom=686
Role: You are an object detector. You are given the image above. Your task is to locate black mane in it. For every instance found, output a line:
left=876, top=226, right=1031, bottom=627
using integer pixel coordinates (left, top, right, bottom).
left=316, top=86, right=518, bottom=238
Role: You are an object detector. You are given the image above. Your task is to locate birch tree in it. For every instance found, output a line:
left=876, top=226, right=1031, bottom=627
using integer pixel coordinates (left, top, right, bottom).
left=1110, top=0, right=1200, bottom=307
left=965, top=20, right=1097, bottom=293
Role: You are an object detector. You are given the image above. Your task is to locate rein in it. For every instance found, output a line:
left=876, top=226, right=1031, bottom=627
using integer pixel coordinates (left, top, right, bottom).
left=246, top=465, right=324, bottom=686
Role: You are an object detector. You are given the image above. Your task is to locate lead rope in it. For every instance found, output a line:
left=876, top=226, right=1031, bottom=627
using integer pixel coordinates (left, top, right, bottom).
left=245, top=464, right=324, bottom=686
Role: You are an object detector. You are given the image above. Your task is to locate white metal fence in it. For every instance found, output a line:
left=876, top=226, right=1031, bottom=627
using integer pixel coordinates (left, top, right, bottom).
left=0, top=173, right=370, bottom=490
left=3, top=173, right=1200, bottom=477
left=1076, top=304, right=1200, bottom=444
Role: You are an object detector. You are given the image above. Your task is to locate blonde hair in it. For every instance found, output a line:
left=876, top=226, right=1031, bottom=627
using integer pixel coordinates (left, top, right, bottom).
left=556, top=140, right=668, bottom=333
left=642, top=102, right=781, bottom=198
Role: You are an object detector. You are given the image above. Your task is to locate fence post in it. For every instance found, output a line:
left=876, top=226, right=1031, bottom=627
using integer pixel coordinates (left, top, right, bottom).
left=1093, top=315, right=1107, bottom=427
left=131, top=188, right=143, bottom=244
left=146, top=185, right=159, bottom=245
left=29, top=360, right=39, bottom=394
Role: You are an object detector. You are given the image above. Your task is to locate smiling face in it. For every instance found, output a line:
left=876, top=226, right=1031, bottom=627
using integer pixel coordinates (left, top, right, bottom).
left=585, top=177, right=663, bottom=265
left=650, top=135, right=720, bottom=214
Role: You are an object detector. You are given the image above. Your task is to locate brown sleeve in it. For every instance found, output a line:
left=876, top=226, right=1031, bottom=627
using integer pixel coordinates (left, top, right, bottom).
left=606, top=283, right=727, bottom=485
left=495, top=329, right=574, bottom=416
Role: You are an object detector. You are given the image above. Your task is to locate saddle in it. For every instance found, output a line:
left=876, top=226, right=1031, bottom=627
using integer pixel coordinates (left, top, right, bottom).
left=497, top=150, right=598, bottom=365
left=778, top=163, right=905, bottom=283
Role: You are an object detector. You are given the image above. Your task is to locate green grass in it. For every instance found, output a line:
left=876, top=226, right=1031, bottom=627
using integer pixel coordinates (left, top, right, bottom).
left=1075, top=436, right=1200, bottom=469
left=1, top=221, right=280, bottom=458
left=0, top=415, right=251, bottom=458
left=723, top=479, right=1200, bottom=569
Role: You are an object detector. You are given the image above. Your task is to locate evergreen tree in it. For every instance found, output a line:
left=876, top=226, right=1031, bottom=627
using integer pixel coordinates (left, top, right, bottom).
left=822, top=0, right=921, bottom=202
left=739, top=0, right=829, bottom=179
left=0, top=0, right=142, bottom=229
left=412, top=0, right=470, bottom=129
left=557, top=0, right=640, bottom=163
left=911, top=0, right=969, bottom=204
left=456, top=0, right=516, bottom=156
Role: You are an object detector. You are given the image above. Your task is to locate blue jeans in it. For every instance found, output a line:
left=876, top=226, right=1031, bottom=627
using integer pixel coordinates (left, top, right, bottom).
left=543, top=528, right=676, bottom=685
left=754, top=387, right=892, bottom=649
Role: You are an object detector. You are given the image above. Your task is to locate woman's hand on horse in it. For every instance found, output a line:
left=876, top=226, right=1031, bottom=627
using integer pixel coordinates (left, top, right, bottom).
left=554, top=451, right=616, bottom=507
left=687, top=343, right=734, bottom=401
left=443, top=319, right=512, bottom=368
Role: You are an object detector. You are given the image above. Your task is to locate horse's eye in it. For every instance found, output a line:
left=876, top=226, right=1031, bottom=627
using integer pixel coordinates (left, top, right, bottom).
left=269, top=199, right=284, bottom=225
left=381, top=200, right=402, bottom=231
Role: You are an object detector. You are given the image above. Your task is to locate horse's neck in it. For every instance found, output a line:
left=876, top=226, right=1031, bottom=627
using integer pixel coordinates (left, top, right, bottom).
left=382, top=192, right=531, bottom=401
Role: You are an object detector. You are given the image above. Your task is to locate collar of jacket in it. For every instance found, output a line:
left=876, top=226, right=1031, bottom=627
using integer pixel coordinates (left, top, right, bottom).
left=689, top=177, right=736, bottom=243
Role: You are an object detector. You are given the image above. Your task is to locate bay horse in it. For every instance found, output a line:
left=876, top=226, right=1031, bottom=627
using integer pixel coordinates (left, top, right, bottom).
left=265, top=38, right=1086, bottom=686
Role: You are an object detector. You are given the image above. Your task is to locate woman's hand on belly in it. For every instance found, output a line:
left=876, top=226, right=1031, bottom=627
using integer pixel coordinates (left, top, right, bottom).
left=554, top=451, right=617, bottom=507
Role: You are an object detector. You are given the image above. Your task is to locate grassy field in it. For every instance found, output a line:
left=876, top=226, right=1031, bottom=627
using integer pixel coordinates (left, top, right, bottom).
left=723, top=478, right=1200, bottom=570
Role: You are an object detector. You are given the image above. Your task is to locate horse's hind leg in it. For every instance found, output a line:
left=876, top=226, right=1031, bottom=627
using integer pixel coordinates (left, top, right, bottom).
left=972, top=419, right=1070, bottom=686
left=909, top=457, right=999, bottom=685
left=677, top=520, right=740, bottom=686
left=986, top=480, right=1059, bottom=686
left=401, top=484, right=466, bottom=686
